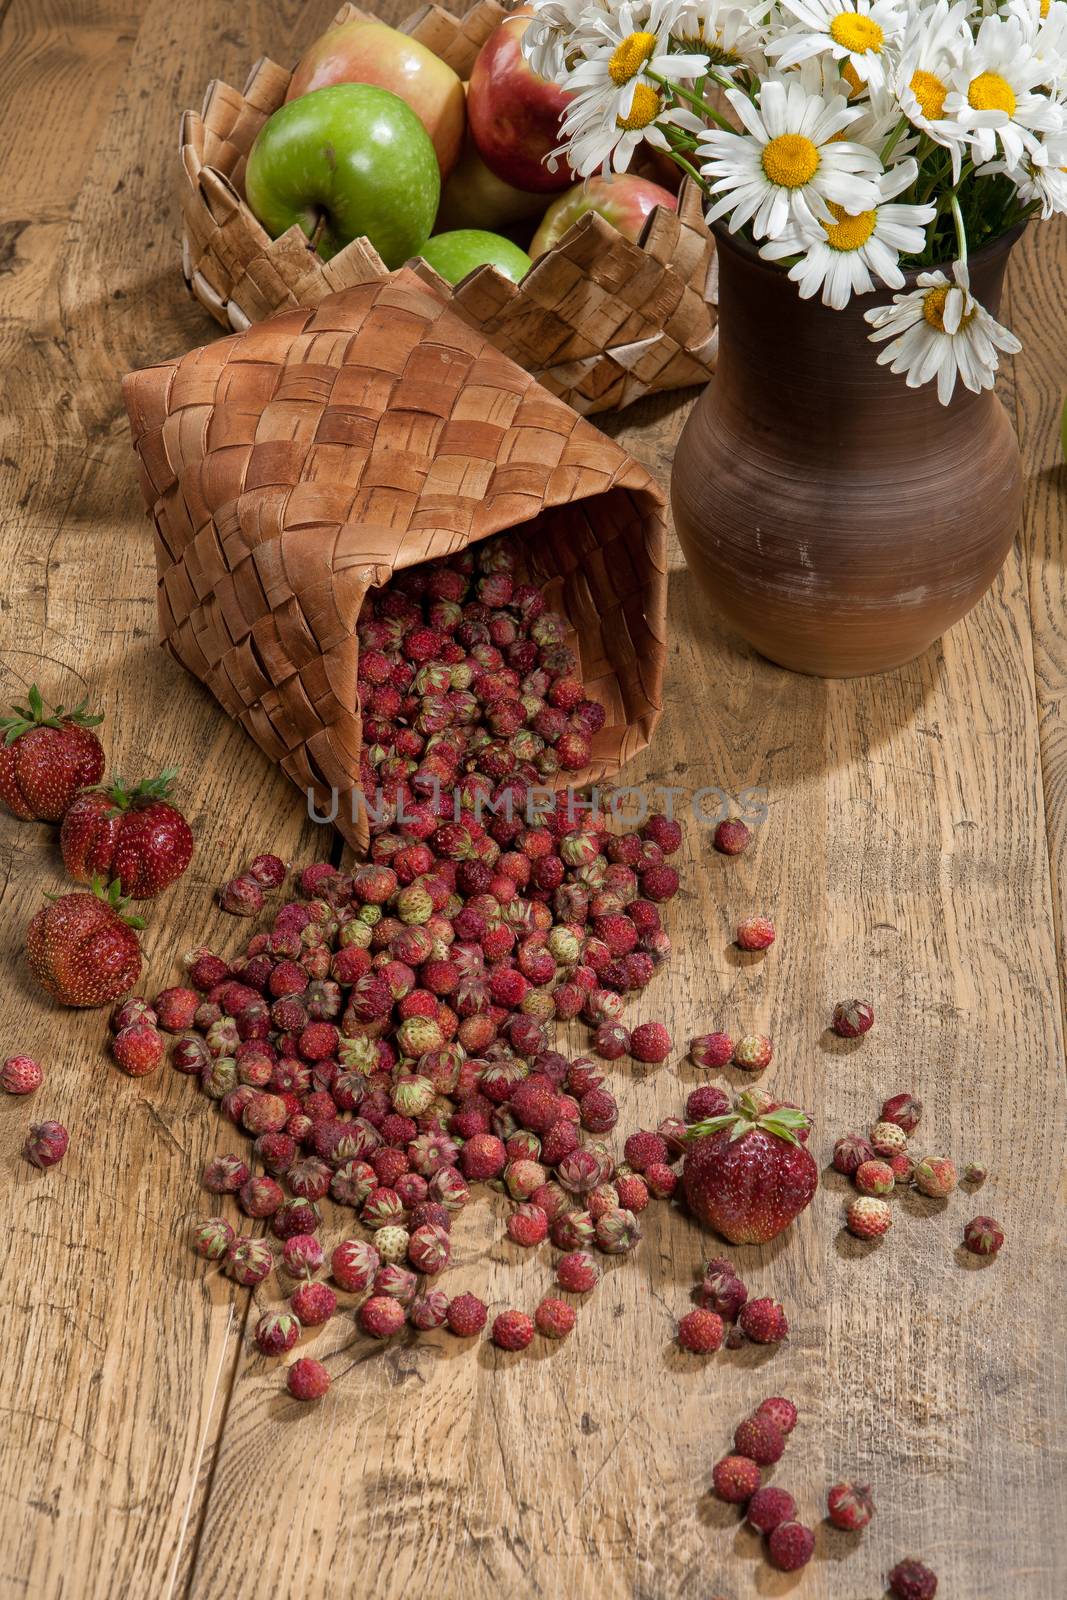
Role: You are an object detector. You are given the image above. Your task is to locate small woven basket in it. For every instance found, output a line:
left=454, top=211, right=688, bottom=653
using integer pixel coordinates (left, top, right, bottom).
left=123, top=270, right=669, bottom=851
left=179, top=0, right=718, bottom=415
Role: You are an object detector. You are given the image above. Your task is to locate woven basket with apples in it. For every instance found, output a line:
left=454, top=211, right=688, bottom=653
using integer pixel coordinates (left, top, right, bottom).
left=179, top=0, right=718, bottom=415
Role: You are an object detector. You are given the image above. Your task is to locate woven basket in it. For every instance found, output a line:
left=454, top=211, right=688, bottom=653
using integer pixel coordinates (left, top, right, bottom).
left=122, top=270, right=669, bottom=852
left=179, top=0, right=718, bottom=415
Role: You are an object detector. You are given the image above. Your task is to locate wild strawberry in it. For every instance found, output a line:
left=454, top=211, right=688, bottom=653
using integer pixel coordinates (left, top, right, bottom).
left=629, top=1021, right=672, bottom=1063
left=732, top=1033, right=772, bottom=1072
left=203, top=1153, right=249, bottom=1193
left=888, top=1559, right=938, bottom=1599
left=734, top=1415, right=785, bottom=1464
left=746, top=1487, right=797, bottom=1534
left=594, top=1206, right=641, bottom=1254
left=593, top=1021, right=630, bottom=1060
left=410, top=1290, right=450, bottom=1330
left=446, top=1293, right=487, bottom=1336
left=0, top=686, right=104, bottom=821
left=507, top=1204, right=549, bottom=1246
left=739, top=1297, right=788, bottom=1343
left=832, top=1133, right=874, bottom=1176
left=855, top=1159, right=895, bottom=1196
left=614, top=1173, right=649, bottom=1212
left=254, top=1310, right=299, bottom=1357
left=913, top=1156, right=957, bottom=1197
left=642, top=813, right=682, bottom=855
left=152, top=987, right=199, bottom=1032
left=192, top=1217, right=234, bottom=1260
left=239, top=1176, right=283, bottom=1218
left=332, top=1239, right=380, bottom=1292
left=219, top=875, right=265, bottom=917
left=963, top=1161, right=988, bottom=1186
left=26, top=880, right=142, bottom=1007
left=736, top=915, right=775, bottom=951
left=881, top=1092, right=922, bottom=1133
left=689, top=1032, right=733, bottom=1069
left=622, top=1131, right=667, bottom=1174
left=225, top=1237, right=274, bottom=1285
left=756, top=1396, right=797, bottom=1434
left=685, top=1085, right=730, bottom=1122
left=677, top=1309, right=724, bottom=1352
left=580, top=1087, right=618, bottom=1132
left=1, top=1055, right=42, bottom=1094
left=249, top=853, right=287, bottom=888
left=556, top=1251, right=599, bottom=1292
left=504, top=1157, right=546, bottom=1200
left=831, top=998, right=874, bottom=1037
left=962, top=1215, right=1004, bottom=1256
left=683, top=1092, right=815, bottom=1244
left=24, top=1120, right=69, bottom=1168
left=870, top=1121, right=907, bottom=1158
left=492, top=1309, right=534, bottom=1350
left=534, top=1297, right=576, bottom=1339
left=846, top=1196, right=892, bottom=1238
left=768, top=1522, right=815, bottom=1572
left=287, top=1357, right=329, bottom=1400
left=111, top=1021, right=164, bottom=1077
left=282, top=1235, right=324, bottom=1276
left=713, top=817, right=752, bottom=855
left=291, top=1281, right=337, bottom=1327
left=359, top=1295, right=407, bottom=1338
left=826, top=1481, right=875, bottom=1530
left=643, top=1162, right=677, bottom=1199
left=60, top=772, right=193, bottom=899
left=712, top=1455, right=761, bottom=1504
left=699, top=1268, right=748, bottom=1320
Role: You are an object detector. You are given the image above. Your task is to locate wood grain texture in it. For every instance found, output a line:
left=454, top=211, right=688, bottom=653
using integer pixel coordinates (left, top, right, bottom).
left=0, top=2, right=1065, bottom=1597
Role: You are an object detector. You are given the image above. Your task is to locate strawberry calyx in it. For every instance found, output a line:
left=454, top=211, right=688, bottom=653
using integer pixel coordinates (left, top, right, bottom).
left=90, top=769, right=179, bottom=812
left=0, top=684, right=104, bottom=745
left=90, top=875, right=146, bottom=930
left=686, top=1090, right=810, bottom=1149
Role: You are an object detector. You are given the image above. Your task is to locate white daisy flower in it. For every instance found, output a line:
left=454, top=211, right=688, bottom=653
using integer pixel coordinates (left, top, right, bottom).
left=670, top=0, right=771, bottom=75
left=942, top=13, right=1064, bottom=172
left=552, top=0, right=710, bottom=174
left=864, top=259, right=1022, bottom=405
left=1005, top=0, right=1067, bottom=80
left=759, top=158, right=934, bottom=307
left=766, top=0, right=909, bottom=93
left=891, top=1, right=973, bottom=177
left=983, top=125, right=1067, bottom=216
left=522, top=0, right=592, bottom=83
left=697, top=75, right=883, bottom=238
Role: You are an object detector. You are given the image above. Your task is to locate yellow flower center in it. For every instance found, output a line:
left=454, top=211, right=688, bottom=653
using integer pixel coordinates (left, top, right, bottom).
left=761, top=132, right=820, bottom=189
left=829, top=12, right=884, bottom=54
left=922, top=286, right=950, bottom=331
left=822, top=200, right=877, bottom=251
left=910, top=68, right=948, bottom=121
left=968, top=71, right=1017, bottom=116
left=1041, top=0, right=1050, bottom=14
left=616, top=82, right=662, bottom=130
left=842, top=60, right=864, bottom=98
left=609, top=31, right=658, bottom=84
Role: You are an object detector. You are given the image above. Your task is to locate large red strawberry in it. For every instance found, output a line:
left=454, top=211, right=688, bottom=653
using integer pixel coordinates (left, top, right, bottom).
left=26, top=880, right=143, bottom=1007
left=60, top=770, right=194, bottom=899
left=683, top=1092, right=817, bottom=1244
left=0, top=685, right=105, bottom=821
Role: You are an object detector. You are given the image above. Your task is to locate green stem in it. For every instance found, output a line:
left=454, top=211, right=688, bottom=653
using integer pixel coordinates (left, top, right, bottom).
left=879, top=115, right=908, bottom=167
left=649, top=70, right=734, bottom=131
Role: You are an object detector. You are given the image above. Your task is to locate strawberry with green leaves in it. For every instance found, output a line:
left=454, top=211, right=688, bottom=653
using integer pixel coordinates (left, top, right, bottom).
left=60, top=770, right=193, bottom=899
left=0, top=685, right=104, bottom=821
left=683, top=1091, right=818, bottom=1244
left=26, top=879, right=143, bottom=1007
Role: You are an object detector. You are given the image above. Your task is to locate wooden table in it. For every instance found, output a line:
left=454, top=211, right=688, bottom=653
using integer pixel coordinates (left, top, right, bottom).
left=2, top=3, right=1066, bottom=1596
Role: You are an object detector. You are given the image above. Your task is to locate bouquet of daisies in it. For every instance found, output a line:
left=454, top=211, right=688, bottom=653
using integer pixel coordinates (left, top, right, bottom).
left=523, top=0, right=1066, bottom=403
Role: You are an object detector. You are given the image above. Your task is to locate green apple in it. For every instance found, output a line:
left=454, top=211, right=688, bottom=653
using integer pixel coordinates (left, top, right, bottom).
left=245, top=84, right=439, bottom=268
left=420, top=229, right=532, bottom=285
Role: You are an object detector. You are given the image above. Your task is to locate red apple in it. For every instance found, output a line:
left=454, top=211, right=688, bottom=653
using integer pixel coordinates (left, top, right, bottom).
left=530, top=174, right=678, bottom=256
left=467, top=12, right=573, bottom=193
left=436, top=134, right=549, bottom=232
left=286, top=19, right=465, bottom=178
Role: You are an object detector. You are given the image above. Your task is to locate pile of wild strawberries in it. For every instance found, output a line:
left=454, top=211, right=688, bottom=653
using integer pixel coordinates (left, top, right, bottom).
left=834, top=1092, right=1002, bottom=1257
left=165, top=541, right=690, bottom=1390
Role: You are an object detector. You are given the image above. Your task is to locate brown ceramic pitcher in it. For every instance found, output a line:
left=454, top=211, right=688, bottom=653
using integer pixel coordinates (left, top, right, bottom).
left=671, top=224, right=1023, bottom=677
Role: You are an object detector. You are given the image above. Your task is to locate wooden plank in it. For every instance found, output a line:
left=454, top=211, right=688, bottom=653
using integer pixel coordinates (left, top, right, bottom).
left=0, top=2, right=339, bottom=1596
left=1, top=0, right=1066, bottom=1596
